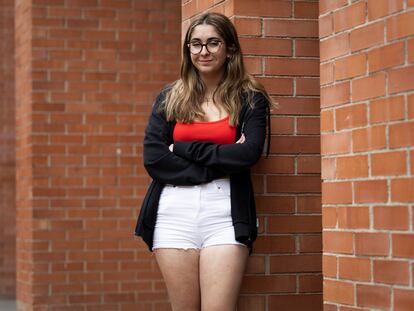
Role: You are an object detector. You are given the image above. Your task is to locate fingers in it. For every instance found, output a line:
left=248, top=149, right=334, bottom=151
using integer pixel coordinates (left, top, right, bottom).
left=236, top=134, right=245, bottom=144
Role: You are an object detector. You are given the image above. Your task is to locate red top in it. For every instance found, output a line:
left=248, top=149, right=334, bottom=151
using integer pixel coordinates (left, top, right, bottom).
left=173, top=116, right=236, bottom=144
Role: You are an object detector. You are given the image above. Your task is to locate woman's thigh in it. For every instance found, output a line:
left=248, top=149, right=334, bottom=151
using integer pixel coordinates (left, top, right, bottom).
left=155, top=249, right=201, bottom=311
left=199, top=245, right=248, bottom=311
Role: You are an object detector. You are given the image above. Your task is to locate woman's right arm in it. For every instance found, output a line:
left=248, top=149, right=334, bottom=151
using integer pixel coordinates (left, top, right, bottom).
left=143, top=91, right=225, bottom=185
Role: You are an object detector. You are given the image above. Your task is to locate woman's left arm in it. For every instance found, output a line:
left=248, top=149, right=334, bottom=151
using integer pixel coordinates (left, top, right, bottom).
left=173, top=93, right=269, bottom=174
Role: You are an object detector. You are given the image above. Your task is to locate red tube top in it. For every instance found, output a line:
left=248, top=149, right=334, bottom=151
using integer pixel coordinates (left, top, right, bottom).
left=173, top=116, right=236, bottom=144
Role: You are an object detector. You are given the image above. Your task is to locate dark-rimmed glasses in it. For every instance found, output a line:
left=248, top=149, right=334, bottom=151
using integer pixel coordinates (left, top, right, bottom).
left=188, top=40, right=223, bottom=55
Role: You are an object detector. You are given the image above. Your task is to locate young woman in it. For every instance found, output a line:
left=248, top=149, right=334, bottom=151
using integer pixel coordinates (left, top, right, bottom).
left=135, top=12, right=272, bottom=311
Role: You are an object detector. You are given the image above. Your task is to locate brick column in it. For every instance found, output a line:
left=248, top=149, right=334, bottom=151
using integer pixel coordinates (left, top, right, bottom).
left=0, top=0, right=16, bottom=299
left=183, top=1, right=322, bottom=310
left=320, top=1, right=414, bottom=310
left=15, top=0, right=180, bottom=309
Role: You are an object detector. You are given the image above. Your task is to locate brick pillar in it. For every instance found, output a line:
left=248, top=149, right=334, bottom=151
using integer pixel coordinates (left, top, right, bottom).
left=15, top=0, right=180, bottom=309
left=320, top=1, right=414, bottom=310
left=0, top=0, right=16, bottom=299
left=182, top=1, right=322, bottom=310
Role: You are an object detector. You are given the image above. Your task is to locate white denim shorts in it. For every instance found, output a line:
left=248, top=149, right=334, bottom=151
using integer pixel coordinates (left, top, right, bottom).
left=152, top=178, right=245, bottom=250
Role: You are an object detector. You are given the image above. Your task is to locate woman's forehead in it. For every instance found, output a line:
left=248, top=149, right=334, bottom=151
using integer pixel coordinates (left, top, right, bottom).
left=190, top=24, right=221, bottom=40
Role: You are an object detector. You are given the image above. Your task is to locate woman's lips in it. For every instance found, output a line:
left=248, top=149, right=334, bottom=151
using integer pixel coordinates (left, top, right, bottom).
left=198, top=60, right=213, bottom=64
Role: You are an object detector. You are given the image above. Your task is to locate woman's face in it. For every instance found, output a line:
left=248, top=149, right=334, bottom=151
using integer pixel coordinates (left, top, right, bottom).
left=188, top=24, right=228, bottom=80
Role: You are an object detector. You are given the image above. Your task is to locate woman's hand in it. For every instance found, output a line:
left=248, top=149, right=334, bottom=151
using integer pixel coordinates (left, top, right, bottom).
left=169, top=144, right=174, bottom=152
left=236, top=133, right=245, bottom=144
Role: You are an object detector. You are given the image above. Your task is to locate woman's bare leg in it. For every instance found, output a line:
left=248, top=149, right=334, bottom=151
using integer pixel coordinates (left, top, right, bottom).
left=199, top=245, right=248, bottom=311
left=155, top=249, right=201, bottom=311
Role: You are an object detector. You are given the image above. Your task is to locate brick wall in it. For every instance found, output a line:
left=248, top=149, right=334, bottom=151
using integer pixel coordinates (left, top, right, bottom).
left=183, top=1, right=322, bottom=310
left=15, top=0, right=180, bottom=310
left=320, top=0, right=414, bottom=310
left=0, top=0, right=16, bottom=299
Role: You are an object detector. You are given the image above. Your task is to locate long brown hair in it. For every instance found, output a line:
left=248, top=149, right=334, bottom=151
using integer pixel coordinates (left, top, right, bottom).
left=163, top=12, right=272, bottom=126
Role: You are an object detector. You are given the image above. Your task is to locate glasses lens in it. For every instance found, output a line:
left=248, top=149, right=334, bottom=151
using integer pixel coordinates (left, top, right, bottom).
left=189, top=42, right=202, bottom=54
left=207, top=41, right=221, bottom=53
left=188, top=40, right=222, bottom=54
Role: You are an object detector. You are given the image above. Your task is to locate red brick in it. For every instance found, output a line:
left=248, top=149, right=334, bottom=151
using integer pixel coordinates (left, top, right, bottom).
left=264, top=19, right=318, bottom=38
left=368, top=42, right=404, bottom=72
left=323, top=231, right=353, bottom=254
left=240, top=275, right=296, bottom=294
left=320, top=62, right=334, bottom=85
left=300, top=234, right=322, bottom=253
left=270, top=136, right=320, bottom=154
left=338, top=257, right=371, bottom=281
left=387, top=10, right=414, bottom=40
left=336, top=104, right=367, bottom=130
left=334, top=53, right=366, bottom=80
left=336, top=155, right=368, bottom=179
left=368, top=0, right=404, bottom=20
left=337, top=206, right=370, bottom=229
left=392, top=234, right=414, bottom=258
left=324, top=279, right=354, bottom=305
left=297, top=196, right=321, bottom=214
left=319, top=13, right=333, bottom=38
left=355, top=233, right=389, bottom=256
left=297, top=155, right=321, bottom=173
left=350, top=22, right=384, bottom=52
left=374, top=205, right=409, bottom=230
left=370, top=95, right=405, bottom=124
left=320, top=33, right=350, bottom=62
left=321, top=132, right=351, bottom=155
left=268, top=116, right=290, bottom=134
left=267, top=176, right=321, bottom=194
left=357, top=285, right=391, bottom=309
left=294, top=1, right=318, bottom=19
left=265, top=58, right=319, bottom=76
left=268, top=215, right=321, bottom=233
left=391, top=178, right=414, bottom=202
left=240, top=37, right=292, bottom=56
left=256, top=77, right=293, bottom=95
left=254, top=236, right=295, bottom=254
left=233, top=17, right=261, bottom=36
left=409, top=38, right=414, bottom=63
left=296, top=77, right=320, bottom=96
left=270, top=254, right=321, bottom=273
left=322, top=181, right=352, bottom=204
left=394, top=289, right=414, bottom=311
left=371, top=151, right=406, bottom=176
left=269, top=294, right=322, bottom=311
left=333, top=1, right=366, bottom=32
left=322, top=207, right=337, bottom=228
left=373, top=260, right=409, bottom=285
left=389, top=65, right=414, bottom=94
left=355, top=180, right=388, bottom=203
left=295, top=39, right=319, bottom=57
left=321, top=109, right=334, bottom=132
left=352, top=73, right=386, bottom=102
left=323, top=255, right=337, bottom=278
left=390, top=122, right=414, bottom=148
left=319, top=0, right=348, bottom=15
left=253, top=156, right=294, bottom=174
left=237, top=296, right=265, bottom=311
left=299, top=274, right=322, bottom=293
left=408, top=95, right=414, bottom=119
left=321, top=81, right=350, bottom=108
left=255, top=196, right=295, bottom=214
left=352, top=125, right=386, bottom=152
left=234, top=0, right=291, bottom=17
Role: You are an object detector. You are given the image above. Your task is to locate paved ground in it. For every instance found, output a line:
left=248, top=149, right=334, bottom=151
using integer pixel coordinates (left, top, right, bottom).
left=0, top=299, right=16, bottom=311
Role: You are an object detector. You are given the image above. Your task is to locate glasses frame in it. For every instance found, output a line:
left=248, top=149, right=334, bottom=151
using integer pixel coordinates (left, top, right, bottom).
left=187, top=40, right=223, bottom=55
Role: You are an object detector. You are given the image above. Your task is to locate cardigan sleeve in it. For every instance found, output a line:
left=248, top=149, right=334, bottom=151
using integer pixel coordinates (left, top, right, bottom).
left=173, top=92, right=269, bottom=174
left=143, top=90, right=225, bottom=185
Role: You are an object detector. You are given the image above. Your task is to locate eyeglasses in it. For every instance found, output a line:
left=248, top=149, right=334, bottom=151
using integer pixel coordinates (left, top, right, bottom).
left=188, top=40, right=223, bottom=55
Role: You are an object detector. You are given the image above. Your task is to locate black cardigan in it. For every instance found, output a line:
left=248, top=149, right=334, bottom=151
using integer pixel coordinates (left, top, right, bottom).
left=135, top=88, right=270, bottom=253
